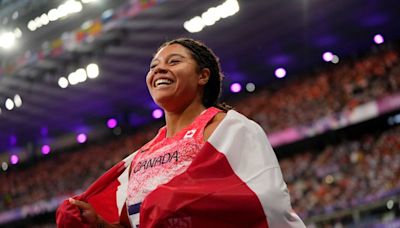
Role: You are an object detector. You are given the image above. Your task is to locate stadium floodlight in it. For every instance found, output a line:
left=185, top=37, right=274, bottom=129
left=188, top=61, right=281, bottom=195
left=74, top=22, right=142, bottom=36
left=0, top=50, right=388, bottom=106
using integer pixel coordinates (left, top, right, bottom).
left=86, top=63, right=99, bottom=78
left=5, top=98, right=14, bottom=110
left=14, top=94, right=22, bottom=108
left=184, top=0, right=239, bottom=33
left=184, top=16, right=205, bottom=33
left=58, top=77, right=69, bottom=88
left=230, top=83, right=242, bottom=93
left=76, top=68, right=88, bottom=83
left=275, top=68, right=287, bottom=78
left=68, top=72, right=80, bottom=85
left=0, top=32, right=16, bottom=49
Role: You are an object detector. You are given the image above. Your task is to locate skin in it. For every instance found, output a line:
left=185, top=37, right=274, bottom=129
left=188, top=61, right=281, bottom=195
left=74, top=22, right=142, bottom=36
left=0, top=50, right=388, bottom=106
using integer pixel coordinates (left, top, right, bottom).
left=70, top=43, right=226, bottom=227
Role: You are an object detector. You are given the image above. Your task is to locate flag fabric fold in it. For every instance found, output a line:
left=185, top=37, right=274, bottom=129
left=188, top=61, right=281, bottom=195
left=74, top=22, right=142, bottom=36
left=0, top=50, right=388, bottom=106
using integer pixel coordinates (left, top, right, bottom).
left=56, top=110, right=305, bottom=228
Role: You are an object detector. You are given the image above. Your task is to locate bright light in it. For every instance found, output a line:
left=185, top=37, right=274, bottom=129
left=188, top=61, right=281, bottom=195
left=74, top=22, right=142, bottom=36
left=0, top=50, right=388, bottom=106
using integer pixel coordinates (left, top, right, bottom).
left=0, top=32, right=16, bottom=49
left=14, top=94, right=22, bottom=107
left=82, top=0, right=98, bottom=3
left=184, top=0, right=239, bottom=33
left=58, top=77, right=69, bottom=88
left=246, top=82, right=256, bottom=92
left=201, top=7, right=219, bottom=26
left=152, top=109, right=163, bottom=119
left=275, top=68, right=287, bottom=78
left=387, top=200, right=394, bottom=210
left=27, top=20, right=37, bottom=31
left=1, top=162, right=8, bottom=171
left=230, top=83, right=242, bottom=93
left=77, top=133, right=87, bottom=143
left=40, top=14, right=49, bottom=25
left=322, top=52, right=334, bottom=62
left=14, top=28, right=22, bottom=38
left=374, top=34, right=384, bottom=44
left=218, top=0, right=240, bottom=18
left=68, top=72, right=80, bottom=85
left=48, top=9, right=60, bottom=21
left=75, top=68, right=88, bottom=83
left=184, top=16, right=205, bottom=33
left=10, top=155, right=19, bottom=165
left=331, top=55, right=339, bottom=64
left=5, top=98, right=14, bottom=110
left=41, top=145, right=51, bottom=155
left=86, top=63, right=99, bottom=78
left=107, top=118, right=118, bottom=129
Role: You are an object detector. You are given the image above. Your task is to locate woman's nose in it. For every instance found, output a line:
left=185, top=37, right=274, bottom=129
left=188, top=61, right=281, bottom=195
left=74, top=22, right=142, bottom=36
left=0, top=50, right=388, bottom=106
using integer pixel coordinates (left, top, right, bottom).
left=154, top=64, right=168, bottom=74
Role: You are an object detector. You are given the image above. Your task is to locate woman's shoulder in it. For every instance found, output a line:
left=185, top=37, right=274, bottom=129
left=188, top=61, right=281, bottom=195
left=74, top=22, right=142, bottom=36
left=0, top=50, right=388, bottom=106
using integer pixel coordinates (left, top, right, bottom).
left=204, top=112, right=226, bottom=141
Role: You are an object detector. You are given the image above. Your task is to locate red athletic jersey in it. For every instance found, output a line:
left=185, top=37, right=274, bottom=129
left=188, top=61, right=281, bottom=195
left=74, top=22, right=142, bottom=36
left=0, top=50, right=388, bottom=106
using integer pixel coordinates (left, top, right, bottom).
left=126, top=107, right=221, bottom=226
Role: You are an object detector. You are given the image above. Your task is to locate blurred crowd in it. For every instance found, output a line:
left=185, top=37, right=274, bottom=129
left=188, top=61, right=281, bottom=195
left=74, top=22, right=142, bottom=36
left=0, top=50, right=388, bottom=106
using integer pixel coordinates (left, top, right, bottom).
left=281, top=125, right=400, bottom=218
left=1, top=47, right=400, bottom=221
left=234, top=49, right=400, bottom=132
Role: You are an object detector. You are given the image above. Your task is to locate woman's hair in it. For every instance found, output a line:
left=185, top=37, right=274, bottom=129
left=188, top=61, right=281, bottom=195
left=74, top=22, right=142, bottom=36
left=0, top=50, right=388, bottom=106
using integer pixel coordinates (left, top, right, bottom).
left=158, top=38, right=231, bottom=111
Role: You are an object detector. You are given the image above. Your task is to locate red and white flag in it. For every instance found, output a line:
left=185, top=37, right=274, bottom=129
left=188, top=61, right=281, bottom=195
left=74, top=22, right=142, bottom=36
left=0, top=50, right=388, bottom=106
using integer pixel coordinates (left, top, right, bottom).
left=56, top=110, right=305, bottom=228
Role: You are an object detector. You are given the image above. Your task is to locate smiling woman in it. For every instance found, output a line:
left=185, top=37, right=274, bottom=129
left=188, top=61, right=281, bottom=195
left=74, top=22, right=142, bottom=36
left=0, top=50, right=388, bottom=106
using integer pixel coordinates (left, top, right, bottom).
left=57, top=38, right=305, bottom=228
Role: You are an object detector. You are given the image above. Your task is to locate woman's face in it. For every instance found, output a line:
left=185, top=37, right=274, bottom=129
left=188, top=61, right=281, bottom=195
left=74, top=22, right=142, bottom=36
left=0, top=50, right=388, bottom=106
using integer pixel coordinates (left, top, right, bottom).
left=146, top=44, right=208, bottom=111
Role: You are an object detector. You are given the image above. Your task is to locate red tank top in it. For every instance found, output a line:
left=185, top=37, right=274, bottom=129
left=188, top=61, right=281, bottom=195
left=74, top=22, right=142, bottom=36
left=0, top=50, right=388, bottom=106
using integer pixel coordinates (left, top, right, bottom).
left=126, top=107, right=221, bottom=226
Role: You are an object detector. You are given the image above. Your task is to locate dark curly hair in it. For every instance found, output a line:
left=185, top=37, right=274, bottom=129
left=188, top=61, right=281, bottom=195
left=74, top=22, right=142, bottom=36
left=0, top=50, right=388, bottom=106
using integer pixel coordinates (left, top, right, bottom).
left=158, top=38, right=231, bottom=111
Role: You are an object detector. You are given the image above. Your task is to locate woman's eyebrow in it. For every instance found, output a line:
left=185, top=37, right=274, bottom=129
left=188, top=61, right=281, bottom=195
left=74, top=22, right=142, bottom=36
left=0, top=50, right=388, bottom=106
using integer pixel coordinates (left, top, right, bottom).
left=151, top=53, right=187, bottom=64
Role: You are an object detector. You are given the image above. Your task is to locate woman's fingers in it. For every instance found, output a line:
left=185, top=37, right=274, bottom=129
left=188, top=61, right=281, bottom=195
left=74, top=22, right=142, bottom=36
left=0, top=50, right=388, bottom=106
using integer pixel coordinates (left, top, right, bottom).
left=69, top=198, right=91, bottom=210
left=69, top=198, right=98, bottom=224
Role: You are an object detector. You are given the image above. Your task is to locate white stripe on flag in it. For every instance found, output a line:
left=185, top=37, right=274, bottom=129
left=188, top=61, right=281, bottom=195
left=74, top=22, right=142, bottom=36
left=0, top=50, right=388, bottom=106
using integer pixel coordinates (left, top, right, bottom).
left=208, top=110, right=305, bottom=228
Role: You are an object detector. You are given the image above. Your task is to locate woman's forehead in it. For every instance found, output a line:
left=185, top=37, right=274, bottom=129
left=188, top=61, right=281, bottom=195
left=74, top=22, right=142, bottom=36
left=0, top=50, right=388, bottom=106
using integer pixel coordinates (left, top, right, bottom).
left=153, top=43, right=191, bottom=60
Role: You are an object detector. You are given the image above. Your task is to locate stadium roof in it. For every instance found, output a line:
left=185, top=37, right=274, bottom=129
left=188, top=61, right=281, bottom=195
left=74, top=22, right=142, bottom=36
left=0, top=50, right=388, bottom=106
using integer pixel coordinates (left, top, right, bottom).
left=0, top=0, right=399, bottom=153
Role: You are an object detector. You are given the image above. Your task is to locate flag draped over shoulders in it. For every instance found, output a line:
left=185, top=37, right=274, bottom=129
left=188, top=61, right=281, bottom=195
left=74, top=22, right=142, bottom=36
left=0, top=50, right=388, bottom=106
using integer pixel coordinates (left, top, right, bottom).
left=56, top=110, right=305, bottom=228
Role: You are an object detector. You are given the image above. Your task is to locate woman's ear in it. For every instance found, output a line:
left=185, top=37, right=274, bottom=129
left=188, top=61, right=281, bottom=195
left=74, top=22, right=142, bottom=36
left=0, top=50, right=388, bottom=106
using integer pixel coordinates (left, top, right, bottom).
left=198, top=68, right=210, bottom=86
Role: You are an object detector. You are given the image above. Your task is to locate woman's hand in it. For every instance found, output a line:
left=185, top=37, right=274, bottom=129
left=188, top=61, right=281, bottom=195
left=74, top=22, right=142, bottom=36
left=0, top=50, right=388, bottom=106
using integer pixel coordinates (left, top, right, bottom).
left=69, top=198, right=99, bottom=225
left=68, top=198, right=124, bottom=228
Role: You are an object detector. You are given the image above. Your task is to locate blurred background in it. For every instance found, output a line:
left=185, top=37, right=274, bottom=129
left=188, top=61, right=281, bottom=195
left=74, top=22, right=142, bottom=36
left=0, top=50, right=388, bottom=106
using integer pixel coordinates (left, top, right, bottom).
left=0, top=0, right=399, bottom=227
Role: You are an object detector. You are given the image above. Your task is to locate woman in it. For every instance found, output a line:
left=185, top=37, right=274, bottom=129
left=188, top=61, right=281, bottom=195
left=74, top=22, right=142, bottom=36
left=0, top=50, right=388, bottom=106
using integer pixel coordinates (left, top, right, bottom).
left=59, top=38, right=305, bottom=228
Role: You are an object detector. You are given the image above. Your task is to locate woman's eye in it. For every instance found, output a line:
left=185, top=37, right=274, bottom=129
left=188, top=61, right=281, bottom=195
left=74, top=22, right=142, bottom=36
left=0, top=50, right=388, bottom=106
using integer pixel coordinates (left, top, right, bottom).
left=149, top=64, right=156, bottom=69
left=169, top=59, right=180, bottom=64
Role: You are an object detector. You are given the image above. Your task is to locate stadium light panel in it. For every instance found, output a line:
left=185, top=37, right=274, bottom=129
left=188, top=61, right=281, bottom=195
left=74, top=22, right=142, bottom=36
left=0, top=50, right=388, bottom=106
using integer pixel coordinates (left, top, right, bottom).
left=373, top=34, right=384, bottom=44
left=184, top=0, right=239, bottom=33
left=1, top=162, right=8, bottom=171
left=275, top=68, right=287, bottom=78
left=87, top=63, right=99, bottom=78
left=230, top=83, right=242, bottom=93
left=41, top=145, right=51, bottom=155
left=107, top=118, right=118, bottom=129
left=58, top=77, right=69, bottom=88
left=13, top=94, right=22, bottom=108
left=322, top=52, right=333, bottom=62
left=77, top=133, right=87, bottom=143
left=246, top=82, right=256, bottom=92
left=152, top=109, right=163, bottom=119
left=5, top=98, right=14, bottom=110
left=10, top=154, right=19, bottom=165
left=0, top=32, right=16, bottom=49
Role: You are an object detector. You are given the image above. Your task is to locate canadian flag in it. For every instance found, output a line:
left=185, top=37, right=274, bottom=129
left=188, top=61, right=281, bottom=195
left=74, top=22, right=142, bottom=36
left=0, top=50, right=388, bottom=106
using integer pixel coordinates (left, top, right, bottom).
left=56, top=110, right=305, bottom=228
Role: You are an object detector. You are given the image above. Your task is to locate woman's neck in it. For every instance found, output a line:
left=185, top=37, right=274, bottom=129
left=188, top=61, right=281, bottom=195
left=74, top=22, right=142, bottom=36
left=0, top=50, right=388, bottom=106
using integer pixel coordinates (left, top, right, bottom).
left=164, top=102, right=207, bottom=138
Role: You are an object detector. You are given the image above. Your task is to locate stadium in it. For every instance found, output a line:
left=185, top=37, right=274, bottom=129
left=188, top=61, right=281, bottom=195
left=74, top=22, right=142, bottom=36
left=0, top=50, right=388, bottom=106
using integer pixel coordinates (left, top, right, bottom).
left=0, top=0, right=399, bottom=227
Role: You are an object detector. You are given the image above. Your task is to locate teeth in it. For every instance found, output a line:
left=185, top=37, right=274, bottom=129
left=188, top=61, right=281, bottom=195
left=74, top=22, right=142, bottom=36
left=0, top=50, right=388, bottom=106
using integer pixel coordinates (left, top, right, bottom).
left=155, top=79, right=172, bottom=87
